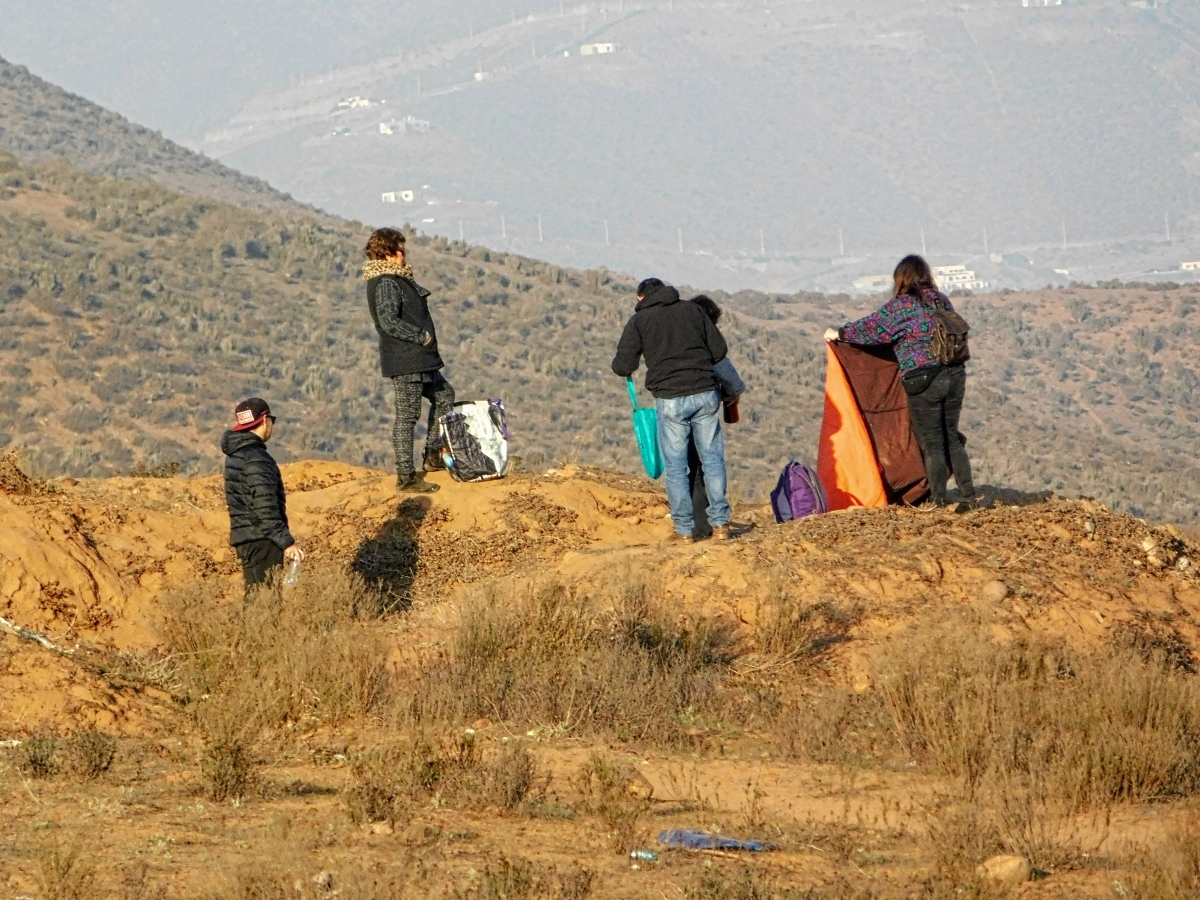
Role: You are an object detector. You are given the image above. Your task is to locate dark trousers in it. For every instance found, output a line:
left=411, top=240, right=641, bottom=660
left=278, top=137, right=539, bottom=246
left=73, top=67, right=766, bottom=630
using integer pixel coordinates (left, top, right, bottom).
left=687, top=437, right=712, bottom=539
left=906, top=365, right=975, bottom=506
left=392, top=373, right=455, bottom=479
left=236, top=539, right=284, bottom=599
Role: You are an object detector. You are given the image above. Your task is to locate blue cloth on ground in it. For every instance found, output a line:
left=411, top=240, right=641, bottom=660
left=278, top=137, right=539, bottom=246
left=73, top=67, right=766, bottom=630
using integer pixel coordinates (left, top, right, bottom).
left=657, top=829, right=777, bottom=852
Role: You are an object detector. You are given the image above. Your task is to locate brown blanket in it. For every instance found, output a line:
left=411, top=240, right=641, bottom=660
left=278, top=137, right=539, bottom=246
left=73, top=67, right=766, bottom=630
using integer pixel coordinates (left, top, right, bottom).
left=830, top=342, right=929, bottom=505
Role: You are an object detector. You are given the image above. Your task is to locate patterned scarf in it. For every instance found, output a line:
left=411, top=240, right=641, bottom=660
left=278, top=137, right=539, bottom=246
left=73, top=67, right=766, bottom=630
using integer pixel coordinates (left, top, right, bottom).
left=361, top=258, right=414, bottom=281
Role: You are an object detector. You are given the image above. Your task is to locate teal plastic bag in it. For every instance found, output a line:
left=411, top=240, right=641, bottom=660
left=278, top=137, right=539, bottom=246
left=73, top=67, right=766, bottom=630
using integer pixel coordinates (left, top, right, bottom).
left=627, top=378, right=664, bottom=480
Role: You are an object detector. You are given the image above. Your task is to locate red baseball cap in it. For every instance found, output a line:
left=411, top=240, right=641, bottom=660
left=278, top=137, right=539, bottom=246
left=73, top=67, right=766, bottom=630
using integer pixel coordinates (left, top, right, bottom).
left=233, top=397, right=271, bottom=432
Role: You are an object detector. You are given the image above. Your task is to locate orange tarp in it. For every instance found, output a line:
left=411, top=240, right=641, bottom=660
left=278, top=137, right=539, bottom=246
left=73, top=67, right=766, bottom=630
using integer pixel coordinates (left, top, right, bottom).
left=816, top=344, right=888, bottom=511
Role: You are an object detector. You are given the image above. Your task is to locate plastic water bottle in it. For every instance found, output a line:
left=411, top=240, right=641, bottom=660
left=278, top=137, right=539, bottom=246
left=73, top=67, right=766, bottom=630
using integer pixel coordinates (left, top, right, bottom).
left=282, top=557, right=302, bottom=588
left=629, top=850, right=658, bottom=862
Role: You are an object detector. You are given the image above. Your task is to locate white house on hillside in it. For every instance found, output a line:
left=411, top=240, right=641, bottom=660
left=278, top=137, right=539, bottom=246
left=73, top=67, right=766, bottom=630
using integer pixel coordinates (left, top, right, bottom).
left=934, top=265, right=989, bottom=292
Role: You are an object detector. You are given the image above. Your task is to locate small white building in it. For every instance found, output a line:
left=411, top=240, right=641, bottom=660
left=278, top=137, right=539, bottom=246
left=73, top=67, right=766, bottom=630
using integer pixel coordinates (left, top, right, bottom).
left=474, top=71, right=494, bottom=82
left=381, top=191, right=415, bottom=204
left=338, top=96, right=372, bottom=108
left=580, top=43, right=616, bottom=55
left=853, top=275, right=891, bottom=292
left=1021, top=0, right=1061, bottom=6
left=934, top=265, right=989, bottom=292
left=1180, top=261, right=1200, bottom=271
left=379, top=122, right=394, bottom=135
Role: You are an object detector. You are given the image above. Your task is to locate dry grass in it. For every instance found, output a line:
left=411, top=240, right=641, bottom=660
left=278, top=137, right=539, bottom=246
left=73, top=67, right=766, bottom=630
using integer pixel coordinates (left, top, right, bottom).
left=572, top=751, right=651, bottom=854
left=19, top=734, right=60, bottom=778
left=161, top=565, right=395, bottom=731
left=875, top=621, right=1200, bottom=807
left=454, top=856, right=594, bottom=900
left=202, top=857, right=441, bottom=900
left=751, top=588, right=857, bottom=668
left=345, top=731, right=545, bottom=824
left=65, top=727, right=117, bottom=778
left=1129, top=817, right=1200, bottom=899
left=774, top=688, right=890, bottom=766
left=406, top=575, right=740, bottom=744
left=37, top=848, right=100, bottom=900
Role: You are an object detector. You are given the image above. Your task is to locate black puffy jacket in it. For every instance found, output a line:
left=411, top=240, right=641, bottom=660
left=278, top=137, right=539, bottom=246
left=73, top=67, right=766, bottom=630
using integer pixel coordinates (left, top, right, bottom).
left=221, top=430, right=295, bottom=549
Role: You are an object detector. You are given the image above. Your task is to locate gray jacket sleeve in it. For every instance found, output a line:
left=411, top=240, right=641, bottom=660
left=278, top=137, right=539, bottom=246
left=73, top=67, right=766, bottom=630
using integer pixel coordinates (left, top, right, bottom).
left=376, top=278, right=430, bottom=345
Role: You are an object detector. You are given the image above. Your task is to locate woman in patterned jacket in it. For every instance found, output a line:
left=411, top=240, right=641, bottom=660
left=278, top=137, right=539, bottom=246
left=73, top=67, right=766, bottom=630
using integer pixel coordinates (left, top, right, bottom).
left=824, top=254, right=978, bottom=512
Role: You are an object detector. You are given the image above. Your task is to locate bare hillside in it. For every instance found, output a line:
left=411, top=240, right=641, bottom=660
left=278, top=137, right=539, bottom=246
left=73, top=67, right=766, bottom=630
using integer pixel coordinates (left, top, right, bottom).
left=0, top=55, right=315, bottom=216
left=3, top=150, right=1200, bottom=523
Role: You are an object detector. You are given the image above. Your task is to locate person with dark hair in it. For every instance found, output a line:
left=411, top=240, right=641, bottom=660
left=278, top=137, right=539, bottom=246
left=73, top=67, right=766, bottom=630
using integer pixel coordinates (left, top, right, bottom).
left=612, top=278, right=736, bottom=542
left=363, top=227, right=455, bottom=493
left=825, top=254, right=978, bottom=512
left=221, top=397, right=303, bottom=598
left=687, top=295, right=747, bottom=539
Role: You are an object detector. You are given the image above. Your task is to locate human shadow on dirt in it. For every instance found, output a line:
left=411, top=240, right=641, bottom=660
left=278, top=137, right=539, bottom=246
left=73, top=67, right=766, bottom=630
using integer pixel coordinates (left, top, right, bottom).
left=350, top=496, right=433, bottom=615
left=965, top=484, right=1054, bottom=508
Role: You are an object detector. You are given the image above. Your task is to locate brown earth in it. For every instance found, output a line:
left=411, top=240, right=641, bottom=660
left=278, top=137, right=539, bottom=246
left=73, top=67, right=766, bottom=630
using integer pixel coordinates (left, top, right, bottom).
left=1, top=458, right=1199, bottom=897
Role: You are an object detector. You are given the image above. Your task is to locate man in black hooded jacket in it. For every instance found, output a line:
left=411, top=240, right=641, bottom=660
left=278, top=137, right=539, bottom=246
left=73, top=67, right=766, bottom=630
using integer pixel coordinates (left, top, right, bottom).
left=221, top=397, right=303, bottom=595
left=612, top=278, right=733, bottom=543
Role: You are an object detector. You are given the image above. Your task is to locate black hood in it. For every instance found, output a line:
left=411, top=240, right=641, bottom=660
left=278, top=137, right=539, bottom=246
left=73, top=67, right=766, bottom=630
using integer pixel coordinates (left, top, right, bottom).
left=637, top=284, right=681, bottom=310
left=221, top=429, right=265, bottom=456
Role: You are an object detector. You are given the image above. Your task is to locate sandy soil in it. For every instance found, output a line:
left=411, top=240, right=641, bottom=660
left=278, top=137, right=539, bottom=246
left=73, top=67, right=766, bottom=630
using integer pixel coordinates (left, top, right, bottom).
left=1, top=457, right=1197, bottom=896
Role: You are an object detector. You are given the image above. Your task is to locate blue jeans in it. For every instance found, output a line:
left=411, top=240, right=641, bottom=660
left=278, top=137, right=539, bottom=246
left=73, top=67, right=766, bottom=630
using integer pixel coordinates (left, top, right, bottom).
left=656, top=391, right=730, bottom=535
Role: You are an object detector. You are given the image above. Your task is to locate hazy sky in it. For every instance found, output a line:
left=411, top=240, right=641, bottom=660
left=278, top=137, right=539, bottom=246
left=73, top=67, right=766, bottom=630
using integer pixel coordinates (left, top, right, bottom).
left=5, top=0, right=1198, bottom=289
left=0, top=0, right=517, bottom=140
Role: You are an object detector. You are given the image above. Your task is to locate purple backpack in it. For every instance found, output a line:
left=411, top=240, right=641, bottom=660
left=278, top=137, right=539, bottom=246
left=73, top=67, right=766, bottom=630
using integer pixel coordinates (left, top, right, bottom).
left=771, top=462, right=828, bottom=524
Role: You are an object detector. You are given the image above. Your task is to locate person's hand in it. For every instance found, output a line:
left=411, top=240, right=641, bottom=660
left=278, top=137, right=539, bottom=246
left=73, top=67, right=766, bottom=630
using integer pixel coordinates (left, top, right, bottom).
left=284, top=544, right=304, bottom=563
left=823, top=328, right=841, bottom=342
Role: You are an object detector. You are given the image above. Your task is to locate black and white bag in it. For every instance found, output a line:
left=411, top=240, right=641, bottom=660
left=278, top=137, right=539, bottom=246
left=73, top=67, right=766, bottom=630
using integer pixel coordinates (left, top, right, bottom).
left=439, top=400, right=510, bottom=483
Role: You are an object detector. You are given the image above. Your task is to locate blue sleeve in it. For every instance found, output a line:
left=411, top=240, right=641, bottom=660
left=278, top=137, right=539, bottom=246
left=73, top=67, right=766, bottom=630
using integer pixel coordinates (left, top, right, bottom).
left=713, top=356, right=746, bottom=398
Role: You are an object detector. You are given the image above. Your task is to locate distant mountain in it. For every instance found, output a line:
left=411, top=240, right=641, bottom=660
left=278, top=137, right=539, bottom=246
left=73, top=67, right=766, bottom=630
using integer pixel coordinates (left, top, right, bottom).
left=0, top=55, right=315, bottom=216
left=189, top=0, right=1200, bottom=292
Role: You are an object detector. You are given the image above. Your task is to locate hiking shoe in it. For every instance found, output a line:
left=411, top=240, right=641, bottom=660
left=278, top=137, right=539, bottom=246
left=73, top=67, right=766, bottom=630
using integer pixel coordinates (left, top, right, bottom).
left=727, top=521, right=754, bottom=537
left=663, top=532, right=694, bottom=545
left=711, top=525, right=733, bottom=541
left=423, top=449, right=446, bottom=472
left=954, top=498, right=980, bottom=514
left=398, top=474, right=440, bottom=494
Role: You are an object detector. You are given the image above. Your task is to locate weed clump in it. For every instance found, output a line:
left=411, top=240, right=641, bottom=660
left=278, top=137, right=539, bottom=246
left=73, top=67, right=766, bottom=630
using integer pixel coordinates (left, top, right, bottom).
left=19, top=734, right=60, bottom=778
left=454, top=856, right=593, bottom=900
left=876, top=622, right=1200, bottom=807
left=573, top=751, right=650, bottom=854
left=1130, top=818, right=1200, bottom=899
left=346, top=731, right=542, bottom=824
left=37, top=848, right=99, bottom=900
left=161, top=565, right=394, bottom=732
left=66, top=727, right=116, bottom=778
left=408, top=577, right=739, bottom=744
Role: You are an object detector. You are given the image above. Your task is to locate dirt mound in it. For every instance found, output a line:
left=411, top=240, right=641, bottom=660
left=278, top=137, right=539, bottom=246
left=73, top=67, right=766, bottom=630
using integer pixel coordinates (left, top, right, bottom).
left=0, top=456, right=1198, bottom=738
left=0, top=449, right=39, bottom=495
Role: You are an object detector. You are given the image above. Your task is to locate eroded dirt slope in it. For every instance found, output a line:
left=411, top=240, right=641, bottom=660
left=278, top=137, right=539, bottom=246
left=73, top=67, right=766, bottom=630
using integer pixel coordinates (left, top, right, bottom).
left=1, top=454, right=1198, bottom=737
